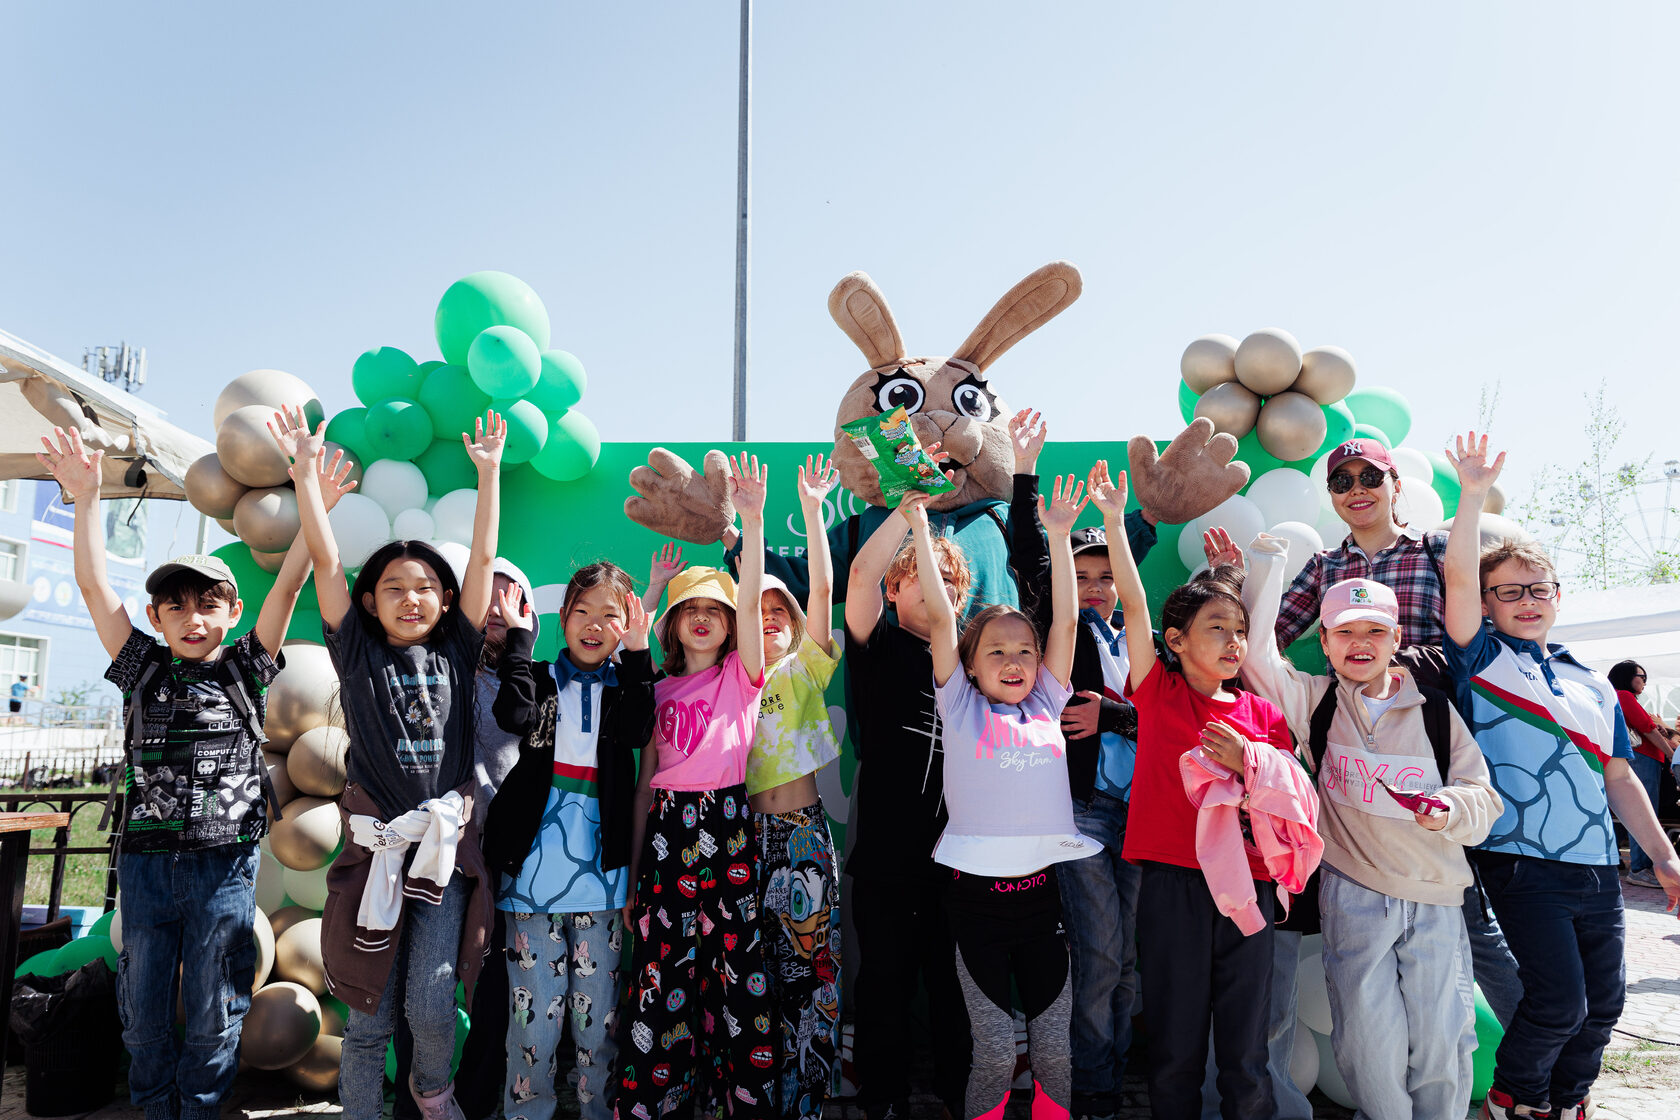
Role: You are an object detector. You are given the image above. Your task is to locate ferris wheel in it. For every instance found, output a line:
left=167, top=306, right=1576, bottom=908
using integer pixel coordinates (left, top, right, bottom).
left=1536, top=459, right=1680, bottom=586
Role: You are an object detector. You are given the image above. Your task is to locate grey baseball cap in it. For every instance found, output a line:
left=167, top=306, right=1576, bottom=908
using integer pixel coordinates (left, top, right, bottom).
left=1070, top=527, right=1109, bottom=557
left=145, top=554, right=239, bottom=595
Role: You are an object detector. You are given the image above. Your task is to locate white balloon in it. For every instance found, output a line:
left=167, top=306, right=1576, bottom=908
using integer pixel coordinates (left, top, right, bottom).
left=1296, top=950, right=1333, bottom=1035
left=431, top=489, right=477, bottom=546
left=428, top=540, right=471, bottom=585
left=1439, top=512, right=1533, bottom=547
left=1177, top=521, right=1211, bottom=570
left=359, top=459, right=428, bottom=522
left=256, top=848, right=289, bottom=914
left=1245, top=468, right=1319, bottom=528
left=1314, top=1029, right=1355, bottom=1108
left=391, top=508, right=436, bottom=541
left=1397, top=476, right=1446, bottom=528
left=326, top=493, right=392, bottom=569
left=1199, top=495, right=1266, bottom=555
left=1267, top=522, right=1326, bottom=582
left=1289, top=1018, right=1320, bottom=1094
left=1306, top=454, right=1333, bottom=515
left=283, top=863, right=331, bottom=911
left=1390, top=447, right=1433, bottom=482
left=1316, top=504, right=1350, bottom=546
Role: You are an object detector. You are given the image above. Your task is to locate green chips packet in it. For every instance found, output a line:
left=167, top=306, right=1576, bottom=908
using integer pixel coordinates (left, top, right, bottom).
left=839, top=406, right=956, bottom=508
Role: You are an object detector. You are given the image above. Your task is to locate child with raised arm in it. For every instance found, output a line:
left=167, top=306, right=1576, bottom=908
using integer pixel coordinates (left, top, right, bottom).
left=37, top=424, right=350, bottom=1120
left=914, top=472, right=1099, bottom=1120
left=617, top=453, right=778, bottom=1120
left=1241, top=529, right=1501, bottom=1119
left=1441, top=433, right=1680, bottom=1120
left=1099, top=460, right=1318, bottom=1120
left=278, top=405, right=506, bottom=1120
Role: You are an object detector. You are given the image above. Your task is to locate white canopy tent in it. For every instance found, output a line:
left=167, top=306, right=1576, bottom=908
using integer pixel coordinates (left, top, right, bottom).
left=1551, top=583, right=1680, bottom=719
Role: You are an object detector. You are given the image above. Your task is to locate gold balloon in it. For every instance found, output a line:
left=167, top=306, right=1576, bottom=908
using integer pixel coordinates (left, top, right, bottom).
left=1295, top=346, right=1357, bottom=405
left=241, top=982, right=321, bottom=1070
left=265, top=749, right=299, bottom=801
left=264, top=643, right=339, bottom=751
left=214, top=369, right=324, bottom=431
left=1193, top=382, right=1261, bottom=439
left=1234, top=328, right=1303, bottom=396
left=1484, top=483, right=1506, bottom=515
left=285, top=1033, right=342, bottom=1093
left=233, top=487, right=301, bottom=554
left=184, top=454, right=250, bottom=519
left=217, top=404, right=292, bottom=488
left=251, top=547, right=287, bottom=574
left=273, top=917, right=326, bottom=994
left=267, top=796, right=343, bottom=872
left=216, top=517, right=238, bottom=535
left=268, top=903, right=320, bottom=941
left=320, top=998, right=347, bottom=1038
left=288, top=726, right=349, bottom=798
left=322, top=442, right=365, bottom=490
left=1180, top=334, right=1240, bottom=394
left=1255, top=392, right=1328, bottom=462
left=252, top=906, right=275, bottom=991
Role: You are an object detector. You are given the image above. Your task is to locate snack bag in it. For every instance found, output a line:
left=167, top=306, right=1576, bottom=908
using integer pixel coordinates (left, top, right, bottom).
left=840, top=406, right=956, bottom=507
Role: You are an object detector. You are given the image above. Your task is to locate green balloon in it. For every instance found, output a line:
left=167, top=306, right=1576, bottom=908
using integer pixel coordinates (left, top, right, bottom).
left=1471, top=985, right=1502, bottom=1102
left=415, top=439, right=478, bottom=496
left=88, top=909, right=116, bottom=940
left=469, top=327, right=542, bottom=399
left=1344, top=387, right=1412, bottom=446
left=527, top=350, right=587, bottom=414
left=1233, top=429, right=1286, bottom=477
left=493, top=398, right=548, bottom=465
left=452, top=1005, right=470, bottom=1076
left=324, top=408, right=374, bottom=464
left=435, top=272, right=552, bottom=367
left=352, top=346, right=425, bottom=407
left=417, top=360, right=446, bottom=377
left=364, top=398, right=434, bottom=461
left=54, top=934, right=116, bottom=974
left=1315, top=400, right=1357, bottom=458
left=385, top=1037, right=397, bottom=1084
left=1430, top=451, right=1463, bottom=512
left=1353, top=422, right=1392, bottom=448
left=417, top=364, right=490, bottom=442
left=529, top=409, right=601, bottom=481
left=1177, top=380, right=1199, bottom=426
left=15, top=948, right=62, bottom=979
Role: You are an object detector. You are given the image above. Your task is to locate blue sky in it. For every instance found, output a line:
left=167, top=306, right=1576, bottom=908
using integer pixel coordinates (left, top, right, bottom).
left=6, top=2, right=1679, bottom=546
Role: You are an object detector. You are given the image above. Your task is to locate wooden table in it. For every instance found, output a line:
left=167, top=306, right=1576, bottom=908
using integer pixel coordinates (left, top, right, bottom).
left=0, top=812, right=71, bottom=1079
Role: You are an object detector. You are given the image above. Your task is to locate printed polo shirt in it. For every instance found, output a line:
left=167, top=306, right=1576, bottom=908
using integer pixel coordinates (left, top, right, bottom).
left=1446, top=620, right=1633, bottom=865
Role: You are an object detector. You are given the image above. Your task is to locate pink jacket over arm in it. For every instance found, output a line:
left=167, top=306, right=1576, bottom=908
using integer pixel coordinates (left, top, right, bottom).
left=1179, top=740, right=1324, bottom=936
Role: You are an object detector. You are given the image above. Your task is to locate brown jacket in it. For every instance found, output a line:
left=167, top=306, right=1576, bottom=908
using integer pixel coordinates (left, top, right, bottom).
left=321, top=779, right=494, bottom=1014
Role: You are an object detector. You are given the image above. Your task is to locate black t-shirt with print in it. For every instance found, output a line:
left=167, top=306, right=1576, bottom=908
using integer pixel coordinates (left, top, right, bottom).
left=105, top=626, right=280, bottom=853
left=325, top=615, right=484, bottom=822
left=843, top=614, right=948, bottom=881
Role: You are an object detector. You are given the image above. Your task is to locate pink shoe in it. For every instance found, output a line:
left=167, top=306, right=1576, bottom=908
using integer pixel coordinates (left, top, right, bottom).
left=409, top=1077, right=466, bottom=1120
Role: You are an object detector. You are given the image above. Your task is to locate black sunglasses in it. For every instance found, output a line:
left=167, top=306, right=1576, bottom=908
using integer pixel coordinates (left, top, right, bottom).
left=1482, top=582, right=1561, bottom=602
left=1327, top=465, right=1390, bottom=494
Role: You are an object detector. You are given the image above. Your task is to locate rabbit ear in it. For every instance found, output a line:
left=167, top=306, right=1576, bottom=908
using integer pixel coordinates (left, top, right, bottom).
left=952, top=261, right=1083, bottom=372
left=828, top=271, right=906, bottom=370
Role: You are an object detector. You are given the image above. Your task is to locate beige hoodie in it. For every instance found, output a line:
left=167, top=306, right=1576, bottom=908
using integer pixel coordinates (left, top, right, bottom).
left=1242, top=535, right=1502, bottom=907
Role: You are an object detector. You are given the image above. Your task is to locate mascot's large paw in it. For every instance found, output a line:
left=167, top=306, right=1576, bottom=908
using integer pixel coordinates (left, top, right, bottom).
left=624, top=448, right=737, bottom=544
left=1128, top=418, right=1250, bottom=526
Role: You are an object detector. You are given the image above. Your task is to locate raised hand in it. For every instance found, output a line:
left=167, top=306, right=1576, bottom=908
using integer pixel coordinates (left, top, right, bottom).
left=35, top=426, right=102, bottom=502
left=267, top=404, right=325, bottom=463
left=900, top=487, right=933, bottom=531
left=797, top=454, right=840, bottom=508
left=609, top=593, right=654, bottom=652
left=1008, top=408, right=1048, bottom=474
left=728, top=452, right=768, bottom=523
left=649, top=543, right=684, bottom=590
left=1037, top=473, right=1088, bottom=536
left=496, top=581, right=533, bottom=632
left=1202, top=527, right=1242, bottom=568
left=1086, top=460, right=1129, bottom=519
left=315, top=449, right=359, bottom=512
left=464, top=410, right=508, bottom=470
left=1446, top=431, right=1505, bottom=494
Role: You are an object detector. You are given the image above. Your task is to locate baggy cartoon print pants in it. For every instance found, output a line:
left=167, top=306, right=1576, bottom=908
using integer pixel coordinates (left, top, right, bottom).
left=756, top=802, right=841, bottom=1120
left=503, top=908, right=624, bottom=1120
left=617, top=785, right=777, bottom=1120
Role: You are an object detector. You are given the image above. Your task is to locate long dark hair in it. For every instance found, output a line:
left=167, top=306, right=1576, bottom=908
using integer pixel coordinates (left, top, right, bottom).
left=349, top=540, right=474, bottom=647
left=1608, top=660, right=1646, bottom=693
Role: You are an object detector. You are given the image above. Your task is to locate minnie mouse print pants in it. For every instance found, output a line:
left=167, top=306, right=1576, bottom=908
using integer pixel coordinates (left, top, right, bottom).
left=618, top=785, right=778, bottom=1120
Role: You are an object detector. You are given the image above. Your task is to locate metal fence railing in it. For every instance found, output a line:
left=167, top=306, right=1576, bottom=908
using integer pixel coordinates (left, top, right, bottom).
left=0, top=703, right=123, bottom=789
left=2, top=790, right=123, bottom=920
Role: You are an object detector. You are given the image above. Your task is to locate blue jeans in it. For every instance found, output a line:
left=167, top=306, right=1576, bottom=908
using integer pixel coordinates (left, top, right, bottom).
left=1199, top=929, right=1311, bottom=1120
left=116, top=843, right=259, bottom=1120
left=340, top=876, right=470, bottom=1120
left=1056, top=792, right=1140, bottom=1117
left=1320, top=872, right=1475, bottom=1120
left=1474, top=854, right=1626, bottom=1111
left=1464, top=882, right=1523, bottom=1029
left=502, top=908, right=622, bottom=1120
left=1626, top=752, right=1664, bottom=873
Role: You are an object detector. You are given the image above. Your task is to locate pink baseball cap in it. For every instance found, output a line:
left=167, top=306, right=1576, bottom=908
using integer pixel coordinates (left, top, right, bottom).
left=1320, top=578, right=1399, bottom=629
left=1325, top=438, right=1395, bottom=476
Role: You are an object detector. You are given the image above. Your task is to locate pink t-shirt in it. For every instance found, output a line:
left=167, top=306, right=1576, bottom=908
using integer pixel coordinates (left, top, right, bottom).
left=650, top=650, right=766, bottom=792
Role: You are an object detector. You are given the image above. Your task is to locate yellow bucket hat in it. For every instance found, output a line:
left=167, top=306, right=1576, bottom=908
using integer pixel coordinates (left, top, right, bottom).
left=654, top=566, right=739, bottom=646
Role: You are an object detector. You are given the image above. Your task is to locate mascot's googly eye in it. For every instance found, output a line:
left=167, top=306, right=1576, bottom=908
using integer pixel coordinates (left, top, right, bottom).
left=952, top=377, right=997, bottom=423
left=872, top=370, right=925, bottom=415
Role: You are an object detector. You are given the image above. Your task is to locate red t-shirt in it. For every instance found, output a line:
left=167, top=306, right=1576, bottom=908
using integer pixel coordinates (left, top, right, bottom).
left=1617, top=690, right=1664, bottom=762
left=1121, top=659, right=1294, bottom=879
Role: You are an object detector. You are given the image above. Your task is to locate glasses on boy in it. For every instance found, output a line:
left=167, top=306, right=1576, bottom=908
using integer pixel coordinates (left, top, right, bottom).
left=1327, top=465, right=1390, bottom=494
left=1482, top=581, right=1561, bottom=602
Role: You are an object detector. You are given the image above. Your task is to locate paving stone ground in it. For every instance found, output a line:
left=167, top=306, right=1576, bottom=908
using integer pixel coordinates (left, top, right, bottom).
left=6, top=881, right=1677, bottom=1120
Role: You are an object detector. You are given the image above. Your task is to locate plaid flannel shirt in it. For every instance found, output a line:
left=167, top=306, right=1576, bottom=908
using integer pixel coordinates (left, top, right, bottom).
left=1274, top=527, right=1449, bottom=649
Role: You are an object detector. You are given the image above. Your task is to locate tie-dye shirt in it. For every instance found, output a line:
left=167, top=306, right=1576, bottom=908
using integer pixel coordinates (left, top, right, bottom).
left=1447, top=620, right=1633, bottom=865
left=747, top=631, right=842, bottom=795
